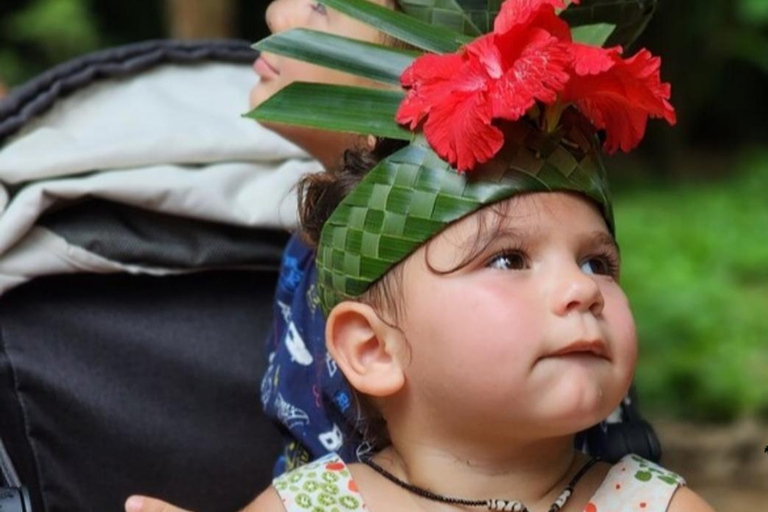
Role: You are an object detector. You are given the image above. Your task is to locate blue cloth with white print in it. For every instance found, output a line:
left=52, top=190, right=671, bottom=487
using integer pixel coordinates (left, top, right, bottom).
left=261, top=233, right=362, bottom=476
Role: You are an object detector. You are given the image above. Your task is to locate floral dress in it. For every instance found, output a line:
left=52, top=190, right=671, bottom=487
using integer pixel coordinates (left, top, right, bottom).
left=272, top=453, right=686, bottom=512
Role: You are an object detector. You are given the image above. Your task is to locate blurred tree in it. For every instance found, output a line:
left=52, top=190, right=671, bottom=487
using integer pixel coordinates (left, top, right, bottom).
left=237, top=0, right=270, bottom=42
left=0, top=0, right=100, bottom=85
left=637, top=0, right=768, bottom=161
left=731, top=0, right=768, bottom=74
left=89, top=0, right=165, bottom=44
left=166, top=0, right=237, bottom=39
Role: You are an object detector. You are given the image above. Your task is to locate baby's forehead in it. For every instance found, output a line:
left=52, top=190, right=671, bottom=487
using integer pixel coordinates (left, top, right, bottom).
left=451, top=192, right=610, bottom=236
left=413, top=193, right=618, bottom=274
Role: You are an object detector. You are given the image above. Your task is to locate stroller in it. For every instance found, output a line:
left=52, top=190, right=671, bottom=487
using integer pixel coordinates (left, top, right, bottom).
left=0, top=35, right=661, bottom=512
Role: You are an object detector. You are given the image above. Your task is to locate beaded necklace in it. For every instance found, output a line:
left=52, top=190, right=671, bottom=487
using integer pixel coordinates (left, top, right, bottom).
left=362, top=455, right=600, bottom=512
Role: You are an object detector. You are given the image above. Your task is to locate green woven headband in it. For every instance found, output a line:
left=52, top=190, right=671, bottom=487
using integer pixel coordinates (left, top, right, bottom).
left=315, top=119, right=613, bottom=316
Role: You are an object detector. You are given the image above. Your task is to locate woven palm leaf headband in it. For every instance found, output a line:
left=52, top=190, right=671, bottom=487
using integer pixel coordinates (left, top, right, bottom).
left=246, top=0, right=675, bottom=316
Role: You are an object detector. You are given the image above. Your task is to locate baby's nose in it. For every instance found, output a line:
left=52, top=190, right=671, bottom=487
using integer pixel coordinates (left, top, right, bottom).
left=552, top=266, right=605, bottom=317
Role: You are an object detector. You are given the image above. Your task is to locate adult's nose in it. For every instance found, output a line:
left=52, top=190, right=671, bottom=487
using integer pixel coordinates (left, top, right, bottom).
left=551, top=263, right=605, bottom=317
left=265, top=0, right=292, bottom=34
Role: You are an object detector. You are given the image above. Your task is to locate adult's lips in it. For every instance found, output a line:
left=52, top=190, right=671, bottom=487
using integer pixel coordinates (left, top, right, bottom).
left=254, top=55, right=280, bottom=79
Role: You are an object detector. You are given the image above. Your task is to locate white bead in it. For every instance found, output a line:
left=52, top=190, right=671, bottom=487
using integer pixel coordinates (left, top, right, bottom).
left=486, top=499, right=527, bottom=512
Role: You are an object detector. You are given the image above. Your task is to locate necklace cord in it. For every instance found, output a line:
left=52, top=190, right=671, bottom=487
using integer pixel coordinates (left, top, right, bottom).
left=362, top=455, right=601, bottom=511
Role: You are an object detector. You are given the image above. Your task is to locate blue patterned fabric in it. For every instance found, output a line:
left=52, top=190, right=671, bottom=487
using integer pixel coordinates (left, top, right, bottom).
left=261, top=234, right=362, bottom=476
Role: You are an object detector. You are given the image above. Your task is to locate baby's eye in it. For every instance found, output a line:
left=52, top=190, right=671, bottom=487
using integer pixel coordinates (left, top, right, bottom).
left=487, top=251, right=527, bottom=271
left=580, top=255, right=618, bottom=277
left=311, top=1, right=327, bottom=14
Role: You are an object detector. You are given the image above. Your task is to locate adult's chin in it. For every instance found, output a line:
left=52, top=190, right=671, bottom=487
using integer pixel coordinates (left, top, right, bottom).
left=248, top=82, right=271, bottom=110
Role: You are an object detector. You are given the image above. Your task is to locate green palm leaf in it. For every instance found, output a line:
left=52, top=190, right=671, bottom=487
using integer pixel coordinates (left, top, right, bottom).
left=571, top=23, right=617, bottom=47
left=397, top=0, right=484, bottom=36
left=397, top=0, right=657, bottom=48
left=254, top=29, right=421, bottom=85
left=321, top=0, right=471, bottom=54
left=560, top=0, right=658, bottom=48
left=243, top=82, right=411, bottom=140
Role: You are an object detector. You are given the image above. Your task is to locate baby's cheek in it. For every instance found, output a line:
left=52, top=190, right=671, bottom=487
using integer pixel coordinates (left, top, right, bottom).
left=603, top=291, right=638, bottom=368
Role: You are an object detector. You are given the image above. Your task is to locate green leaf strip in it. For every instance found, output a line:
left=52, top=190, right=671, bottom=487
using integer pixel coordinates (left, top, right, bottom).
left=396, top=0, right=483, bottom=36
left=321, top=0, right=472, bottom=54
left=253, top=29, right=421, bottom=85
left=571, top=23, right=617, bottom=47
left=559, top=0, right=657, bottom=48
left=243, top=82, right=412, bottom=140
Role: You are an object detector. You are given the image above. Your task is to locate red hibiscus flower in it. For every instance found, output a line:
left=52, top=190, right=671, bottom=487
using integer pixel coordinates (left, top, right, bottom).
left=561, top=44, right=676, bottom=154
left=396, top=0, right=573, bottom=171
left=396, top=0, right=675, bottom=170
left=494, top=0, right=578, bottom=41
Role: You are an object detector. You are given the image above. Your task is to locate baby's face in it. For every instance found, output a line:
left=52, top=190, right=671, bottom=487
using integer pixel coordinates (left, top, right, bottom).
left=395, top=192, right=637, bottom=440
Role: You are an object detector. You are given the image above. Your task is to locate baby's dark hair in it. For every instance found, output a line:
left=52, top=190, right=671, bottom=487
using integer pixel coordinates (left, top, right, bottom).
left=297, top=137, right=407, bottom=248
left=298, top=137, right=409, bottom=451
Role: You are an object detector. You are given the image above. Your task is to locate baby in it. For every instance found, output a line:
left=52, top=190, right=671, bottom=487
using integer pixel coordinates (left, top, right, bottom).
left=243, top=0, right=715, bottom=510
left=127, top=0, right=716, bottom=511
left=247, top=137, right=712, bottom=512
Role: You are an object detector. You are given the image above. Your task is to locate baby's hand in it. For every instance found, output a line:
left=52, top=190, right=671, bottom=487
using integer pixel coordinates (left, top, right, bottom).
left=125, top=496, right=193, bottom=512
left=125, top=488, right=284, bottom=512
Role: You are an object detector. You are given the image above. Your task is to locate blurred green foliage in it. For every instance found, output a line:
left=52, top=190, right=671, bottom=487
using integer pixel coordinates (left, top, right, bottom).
left=0, top=0, right=101, bottom=85
left=0, top=0, right=261, bottom=87
left=616, top=151, right=768, bottom=422
left=630, top=0, right=768, bottom=155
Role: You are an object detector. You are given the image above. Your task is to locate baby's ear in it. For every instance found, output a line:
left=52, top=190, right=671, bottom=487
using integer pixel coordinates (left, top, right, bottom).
left=325, top=301, right=405, bottom=397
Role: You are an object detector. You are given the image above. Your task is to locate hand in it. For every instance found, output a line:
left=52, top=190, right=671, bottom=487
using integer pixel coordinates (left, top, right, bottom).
left=125, top=487, right=282, bottom=512
left=125, top=496, right=193, bottom=512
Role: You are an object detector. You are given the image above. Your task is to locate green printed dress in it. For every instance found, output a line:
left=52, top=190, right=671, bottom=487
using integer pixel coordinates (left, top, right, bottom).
left=273, top=453, right=686, bottom=511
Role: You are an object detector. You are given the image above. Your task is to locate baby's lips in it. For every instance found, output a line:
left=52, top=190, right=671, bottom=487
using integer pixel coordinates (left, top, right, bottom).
left=549, top=339, right=609, bottom=359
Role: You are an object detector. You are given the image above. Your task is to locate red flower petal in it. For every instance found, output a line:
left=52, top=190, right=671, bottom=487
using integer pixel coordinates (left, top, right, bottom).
left=400, top=53, right=463, bottom=89
left=396, top=90, right=429, bottom=130
left=494, top=0, right=579, bottom=42
left=423, top=90, right=504, bottom=172
left=562, top=48, right=676, bottom=153
left=489, top=28, right=571, bottom=119
left=396, top=53, right=464, bottom=129
left=494, top=0, right=572, bottom=33
left=466, top=33, right=504, bottom=79
left=398, top=37, right=506, bottom=170
left=568, top=43, right=621, bottom=76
